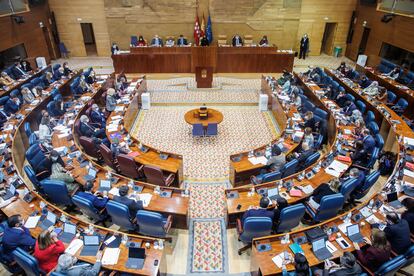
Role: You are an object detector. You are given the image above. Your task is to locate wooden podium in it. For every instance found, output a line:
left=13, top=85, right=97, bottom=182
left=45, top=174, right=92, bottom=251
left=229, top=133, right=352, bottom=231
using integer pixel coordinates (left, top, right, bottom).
left=195, top=66, right=213, bottom=88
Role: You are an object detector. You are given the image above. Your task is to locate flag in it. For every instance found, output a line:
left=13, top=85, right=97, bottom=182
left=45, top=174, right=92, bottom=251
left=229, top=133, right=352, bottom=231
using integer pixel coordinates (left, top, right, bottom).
left=200, top=13, right=205, bottom=38
left=194, top=14, right=201, bottom=46
left=206, top=14, right=213, bottom=44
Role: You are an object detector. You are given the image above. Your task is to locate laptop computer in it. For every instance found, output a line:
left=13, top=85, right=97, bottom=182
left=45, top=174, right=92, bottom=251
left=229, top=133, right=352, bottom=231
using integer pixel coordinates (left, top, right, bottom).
left=312, top=238, right=332, bottom=261
left=59, top=223, right=77, bottom=243
left=267, top=187, right=279, bottom=201
left=39, top=211, right=57, bottom=230
left=386, top=192, right=403, bottom=209
left=346, top=224, right=364, bottom=243
left=80, top=235, right=101, bottom=256
left=83, top=168, right=97, bottom=182
left=125, top=247, right=146, bottom=269
left=97, top=180, right=111, bottom=192
left=1, top=182, right=15, bottom=200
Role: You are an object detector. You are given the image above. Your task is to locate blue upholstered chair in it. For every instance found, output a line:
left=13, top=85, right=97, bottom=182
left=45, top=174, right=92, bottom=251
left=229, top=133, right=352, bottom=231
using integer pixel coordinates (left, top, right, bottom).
left=305, top=194, right=344, bottom=222
left=386, top=91, right=397, bottom=105
left=391, top=98, right=408, bottom=115
left=302, top=100, right=315, bottom=113
left=367, top=121, right=379, bottom=135
left=131, top=36, right=138, bottom=46
left=192, top=123, right=204, bottom=137
left=52, top=64, right=61, bottom=74
left=12, top=247, right=44, bottom=276
left=41, top=179, right=73, bottom=206
left=355, top=100, right=366, bottom=114
left=375, top=134, right=384, bottom=152
left=72, top=195, right=106, bottom=224
left=106, top=200, right=136, bottom=231
left=281, top=159, right=299, bottom=178
left=24, top=122, right=32, bottom=139
left=0, top=96, right=9, bottom=106
left=365, top=110, right=375, bottom=123
left=352, top=171, right=380, bottom=200
left=404, top=245, right=414, bottom=267
left=365, top=147, right=380, bottom=170
left=314, top=134, right=324, bottom=149
left=29, top=133, right=38, bottom=146
left=276, top=203, right=306, bottom=233
left=24, top=165, right=45, bottom=194
left=25, top=143, right=48, bottom=175
left=340, top=178, right=359, bottom=203
left=313, top=108, right=328, bottom=120
left=345, top=93, right=355, bottom=102
left=136, top=210, right=172, bottom=240
left=374, top=255, right=406, bottom=276
left=237, top=217, right=273, bottom=255
left=304, top=152, right=320, bottom=169
left=251, top=170, right=281, bottom=185
left=205, top=123, right=218, bottom=136
left=21, top=83, right=33, bottom=91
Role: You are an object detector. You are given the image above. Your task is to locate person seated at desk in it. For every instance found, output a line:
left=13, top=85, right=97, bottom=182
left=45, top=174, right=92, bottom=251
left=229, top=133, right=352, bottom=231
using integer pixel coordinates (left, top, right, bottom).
left=115, top=76, right=128, bottom=92
left=341, top=100, right=356, bottom=116
left=308, top=179, right=341, bottom=209
left=151, top=35, right=163, bottom=47
left=111, top=42, right=120, bottom=54
left=383, top=66, right=400, bottom=80
left=384, top=212, right=411, bottom=254
left=20, top=60, right=33, bottom=73
left=282, top=253, right=311, bottom=276
left=325, top=85, right=338, bottom=101
left=34, top=229, right=66, bottom=273
left=396, top=67, right=411, bottom=85
left=62, top=62, right=72, bottom=77
left=21, top=86, right=36, bottom=104
left=337, top=62, right=350, bottom=76
left=110, top=137, right=129, bottom=158
left=341, top=168, right=365, bottom=189
left=277, top=70, right=291, bottom=86
left=273, top=197, right=288, bottom=226
left=362, top=81, right=380, bottom=97
left=376, top=87, right=387, bottom=101
left=165, top=37, right=175, bottom=47
left=57, top=251, right=102, bottom=276
left=12, top=61, right=28, bottom=79
left=302, top=111, right=317, bottom=132
left=86, top=69, right=96, bottom=85
left=106, top=88, right=117, bottom=113
left=90, top=104, right=106, bottom=128
left=79, top=115, right=107, bottom=140
left=43, top=72, right=55, bottom=87
left=137, top=35, right=146, bottom=46
left=200, top=35, right=209, bottom=46
left=49, top=95, right=66, bottom=118
left=291, top=90, right=302, bottom=108
left=241, top=197, right=273, bottom=224
left=39, top=113, right=52, bottom=141
left=259, top=35, right=269, bottom=46
left=303, top=127, right=314, bottom=148
left=78, top=75, right=92, bottom=93
left=76, top=181, right=109, bottom=211
left=2, top=214, right=36, bottom=263
left=0, top=72, right=14, bottom=88
left=4, top=93, right=21, bottom=115
left=358, top=75, right=372, bottom=89
left=53, top=66, right=65, bottom=81
left=353, top=229, right=391, bottom=272
left=310, top=70, right=322, bottom=84
left=360, top=128, right=376, bottom=152
left=267, top=145, right=286, bottom=171
left=320, top=252, right=362, bottom=276
left=49, top=150, right=78, bottom=193
left=350, top=109, right=363, bottom=125
left=177, top=35, right=188, bottom=46
left=114, top=185, right=143, bottom=218
left=399, top=198, right=414, bottom=233
left=281, top=75, right=292, bottom=94
left=350, top=140, right=368, bottom=167
left=232, top=34, right=243, bottom=47
left=291, top=142, right=314, bottom=170
left=335, top=91, right=347, bottom=108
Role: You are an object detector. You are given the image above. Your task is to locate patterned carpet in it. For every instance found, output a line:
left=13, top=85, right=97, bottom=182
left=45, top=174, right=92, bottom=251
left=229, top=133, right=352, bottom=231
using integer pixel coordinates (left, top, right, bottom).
left=189, top=182, right=228, bottom=218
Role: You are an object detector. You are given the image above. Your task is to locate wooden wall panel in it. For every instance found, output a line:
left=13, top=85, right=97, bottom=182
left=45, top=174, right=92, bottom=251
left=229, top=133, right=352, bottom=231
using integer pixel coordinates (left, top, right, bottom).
left=345, top=3, right=414, bottom=65
left=0, top=2, right=57, bottom=66
left=49, top=0, right=111, bottom=57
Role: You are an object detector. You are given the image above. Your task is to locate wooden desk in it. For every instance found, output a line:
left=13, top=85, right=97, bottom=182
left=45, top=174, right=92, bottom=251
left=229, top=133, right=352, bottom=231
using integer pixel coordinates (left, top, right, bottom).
left=112, top=46, right=294, bottom=73
left=184, top=108, right=223, bottom=127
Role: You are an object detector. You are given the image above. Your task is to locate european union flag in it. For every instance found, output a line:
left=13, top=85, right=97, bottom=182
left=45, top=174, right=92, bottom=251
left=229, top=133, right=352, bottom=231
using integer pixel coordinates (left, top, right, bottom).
left=206, top=15, right=213, bottom=44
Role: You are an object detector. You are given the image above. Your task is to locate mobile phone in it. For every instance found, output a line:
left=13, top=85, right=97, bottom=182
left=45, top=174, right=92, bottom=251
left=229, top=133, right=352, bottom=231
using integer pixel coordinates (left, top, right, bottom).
left=236, top=204, right=242, bottom=210
left=284, top=251, right=289, bottom=260
left=154, top=259, right=159, bottom=266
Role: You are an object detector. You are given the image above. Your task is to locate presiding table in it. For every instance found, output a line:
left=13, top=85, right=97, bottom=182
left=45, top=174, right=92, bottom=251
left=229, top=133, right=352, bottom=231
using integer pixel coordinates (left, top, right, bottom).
left=184, top=108, right=223, bottom=127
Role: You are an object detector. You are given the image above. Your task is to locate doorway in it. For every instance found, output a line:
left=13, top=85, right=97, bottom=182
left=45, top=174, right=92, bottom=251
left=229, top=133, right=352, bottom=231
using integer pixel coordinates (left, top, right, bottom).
left=80, top=23, right=97, bottom=56
left=358, top=27, right=371, bottom=56
left=321, top=23, right=338, bottom=55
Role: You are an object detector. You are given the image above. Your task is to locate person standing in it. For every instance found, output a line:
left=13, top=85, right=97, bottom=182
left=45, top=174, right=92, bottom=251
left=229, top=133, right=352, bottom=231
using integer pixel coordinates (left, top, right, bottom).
left=299, top=34, right=309, bottom=60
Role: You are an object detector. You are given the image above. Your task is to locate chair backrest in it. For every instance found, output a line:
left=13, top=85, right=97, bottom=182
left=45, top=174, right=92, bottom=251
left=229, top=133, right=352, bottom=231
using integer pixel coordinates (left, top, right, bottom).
left=52, top=64, right=61, bottom=73
left=12, top=247, right=41, bottom=276
left=72, top=195, right=102, bottom=221
left=41, top=179, right=72, bottom=206
left=24, top=165, right=44, bottom=193
left=25, top=143, right=47, bottom=173
left=404, top=245, right=414, bottom=266
left=79, top=136, right=99, bottom=159
left=353, top=171, right=380, bottom=200
left=375, top=134, right=384, bottom=151
left=304, top=152, right=320, bottom=169
left=355, top=100, right=366, bottom=114
left=314, top=194, right=344, bottom=222
left=136, top=210, right=168, bottom=238
left=345, top=93, right=355, bottom=102
left=314, top=134, right=324, bottom=149
left=282, top=159, right=299, bottom=178
left=313, top=108, right=328, bottom=120
left=303, top=100, right=315, bottom=113
left=365, top=110, right=375, bottom=122
left=277, top=203, right=306, bottom=233
left=387, top=91, right=397, bottom=103
left=375, top=255, right=407, bottom=276
left=106, top=200, right=135, bottom=230
left=340, top=177, right=359, bottom=202
left=117, top=154, right=140, bottom=179
left=367, top=147, right=380, bottom=168
left=131, top=36, right=138, bottom=45
left=262, top=170, right=282, bottom=183
left=29, top=133, right=38, bottom=146
left=143, top=165, right=166, bottom=186
left=367, top=121, right=379, bottom=135
left=0, top=96, right=9, bottom=106
left=192, top=123, right=204, bottom=137
left=21, top=83, right=33, bottom=91
left=98, top=144, right=116, bottom=169
left=239, top=217, right=273, bottom=243
left=396, top=98, right=408, bottom=110
left=206, top=123, right=218, bottom=136
left=46, top=101, right=56, bottom=117
left=24, top=122, right=32, bottom=138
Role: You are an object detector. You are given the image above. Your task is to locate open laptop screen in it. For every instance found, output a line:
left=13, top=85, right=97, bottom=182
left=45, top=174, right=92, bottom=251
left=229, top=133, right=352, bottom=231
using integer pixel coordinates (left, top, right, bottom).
left=267, top=187, right=279, bottom=197
left=347, top=224, right=359, bottom=236
left=129, top=247, right=145, bottom=259
left=312, top=238, right=325, bottom=251
left=386, top=192, right=398, bottom=202
left=100, top=180, right=111, bottom=189
left=46, top=212, right=57, bottom=223
left=84, top=235, right=100, bottom=246
left=64, top=223, right=76, bottom=234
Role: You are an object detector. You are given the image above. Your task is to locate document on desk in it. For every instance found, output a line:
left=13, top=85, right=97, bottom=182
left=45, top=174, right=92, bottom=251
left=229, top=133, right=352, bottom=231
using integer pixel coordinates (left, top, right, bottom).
left=338, top=221, right=353, bottom=235
left=271, top=252, right=285, bottom=268
left=65, top=239, right=83, bottom=255
left=138, top=193, right=153, bottom=207
left=109, top=187, right=120, bottom=196
left=102, top=247, right=120, bottom=265
left=404, top=169, right=414, bottom=178
left=114, top=106, right=125, bottom=112
left=359, top=206, right=373, bottom=218
left=325, top=160, right=349, bottom=177
left=302, top=185, right=314, bottom=194
left=24, top=216, right=41, bottom=228
left=248, top=156, right=268, bottom=166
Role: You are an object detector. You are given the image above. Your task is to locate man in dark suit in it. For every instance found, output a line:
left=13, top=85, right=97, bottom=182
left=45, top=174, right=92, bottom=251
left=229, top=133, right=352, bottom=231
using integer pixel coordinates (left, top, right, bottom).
left=232, top=34, right=243, bottom=47
left=303, top=111, right=317, bottom=132
left=76, top=181, right=108, bottom=211
left=358, top=75, right=372, bottom=89
left=79, top=115, right=107, bottom=139
left=4, top=94, right=21, bottom=115
left=151, top=35, right=163, bottom=47
left=20, top=60, right=32, bottom=73
left=361, top=129, right=376, bottom=152
left=48, top=95, right=66, bottom=118
left=294, top=142, right=315, bottom=170
left=113, top=185, right=143, bottom=218
left=0, top=109, right=8, bottom=128
left=342, top=101, right=357, bottom=116
left=242, top=197, right=273, bottom=224
left=90, top=104, right=106, bottom=128
left=299, top=34, right=309, bottom=59
left=2, top=215, right=36, bottom=263
left=53, top=67, right=65, bottom=81
left=11, top=62, right=26, bottom=79
left=177, top=35, right=188, bottom=46
left=384, top=213, right=411, bottom=254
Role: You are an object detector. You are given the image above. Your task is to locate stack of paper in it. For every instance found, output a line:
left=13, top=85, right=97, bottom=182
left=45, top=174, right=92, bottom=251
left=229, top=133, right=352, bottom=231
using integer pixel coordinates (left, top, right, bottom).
left=138, top=193, right=153, bottom=207
left=404, top=169, right=414, bottom=178
left=65, top=239, right=83, bottom=255
left=271, top=252, right=286, bottom=268
left=109, top=187, right=120, bottom=196
left=302, top=185, right=314, bottom=194
left=325, top=160, right=349, bottom=177
left=404, top=137, right=414, bottom=147
left=24, top=216, right=41, bottom=228
left=248, top=156, right=268, bottom=165
left=114, top=106, right=125, bottom=112
left=102, top=248, right=121, bottom=265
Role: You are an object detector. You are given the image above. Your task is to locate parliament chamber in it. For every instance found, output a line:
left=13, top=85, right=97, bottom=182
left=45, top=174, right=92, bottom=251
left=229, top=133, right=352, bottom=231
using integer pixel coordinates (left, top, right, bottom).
left=1, top=0, right=414, bottom=275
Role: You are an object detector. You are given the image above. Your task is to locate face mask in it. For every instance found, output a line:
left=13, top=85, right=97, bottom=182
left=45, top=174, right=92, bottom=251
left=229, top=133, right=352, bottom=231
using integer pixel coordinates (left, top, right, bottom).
left=51, top=156, right=59, bottom=162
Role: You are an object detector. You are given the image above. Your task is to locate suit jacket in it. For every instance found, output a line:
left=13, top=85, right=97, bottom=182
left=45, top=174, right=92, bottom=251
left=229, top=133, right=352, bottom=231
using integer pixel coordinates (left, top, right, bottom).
left=0, top=110, right=7, bottom=128
left=53, top=71, right=63, bottom=81
left=297, top=149, right=314, bottom=169
left=351, top=149, right=368, bottom=167
left=76, top=191, right=108, bottom=210
left=90, top=110, right=106, bottom=127
left=402, top=211, right=414, bottom=233
left=242, top=208, right=274, bottom=224
left=111, top=45, right=119, bottom=54
left=362, top=135, right=376, bottom=152
left=21, top=63, right=32, bottom=72
left=304, top=117, right=317, bottom=132
left=4, top=99, right=20, bottom=115
left=336, top=95, right=348, bottom=107
left=344, top=103, right=356, bottom=116
left=232, top=36, right=243, bottom=46
left=113, top=195, right=143, bottom=218
left=80, top=122, right=96, bottom=137
left=151, top=38, right=163, bottom=46
left=48, top=101, right=65, bottom=117
left=300, top=37, right=309, bottom=51
left=356, top=246, right=391, bottom=271
left=177, top=37, right=188, bottom=46
left=11, top=66, right=25, bottom=79
left=2, top=226, right=36, bottom=262
left=384, top=219, right=411, bottom=254
left=64, top=67, right=72, bottom=76
left=311, top=183, right=336, bottom=204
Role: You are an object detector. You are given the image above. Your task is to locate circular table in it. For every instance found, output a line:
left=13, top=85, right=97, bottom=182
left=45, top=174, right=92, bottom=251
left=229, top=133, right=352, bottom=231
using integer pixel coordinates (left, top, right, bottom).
left=184, top=108, right=223, bottom=127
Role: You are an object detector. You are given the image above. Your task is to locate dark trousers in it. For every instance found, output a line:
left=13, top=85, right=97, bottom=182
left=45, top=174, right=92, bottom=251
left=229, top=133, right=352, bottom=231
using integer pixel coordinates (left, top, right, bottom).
left=299, top=47, right=307, bottom=59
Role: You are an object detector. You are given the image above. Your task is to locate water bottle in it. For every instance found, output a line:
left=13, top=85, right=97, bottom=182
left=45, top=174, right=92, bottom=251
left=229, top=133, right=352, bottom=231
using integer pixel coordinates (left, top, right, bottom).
left=155, top=186, right=161, bottom=194
left=158, top=239, right=164, bottom=249
left=122, top=234, right=128, bottom=245
left=88, top=224, right=94, bottom=234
